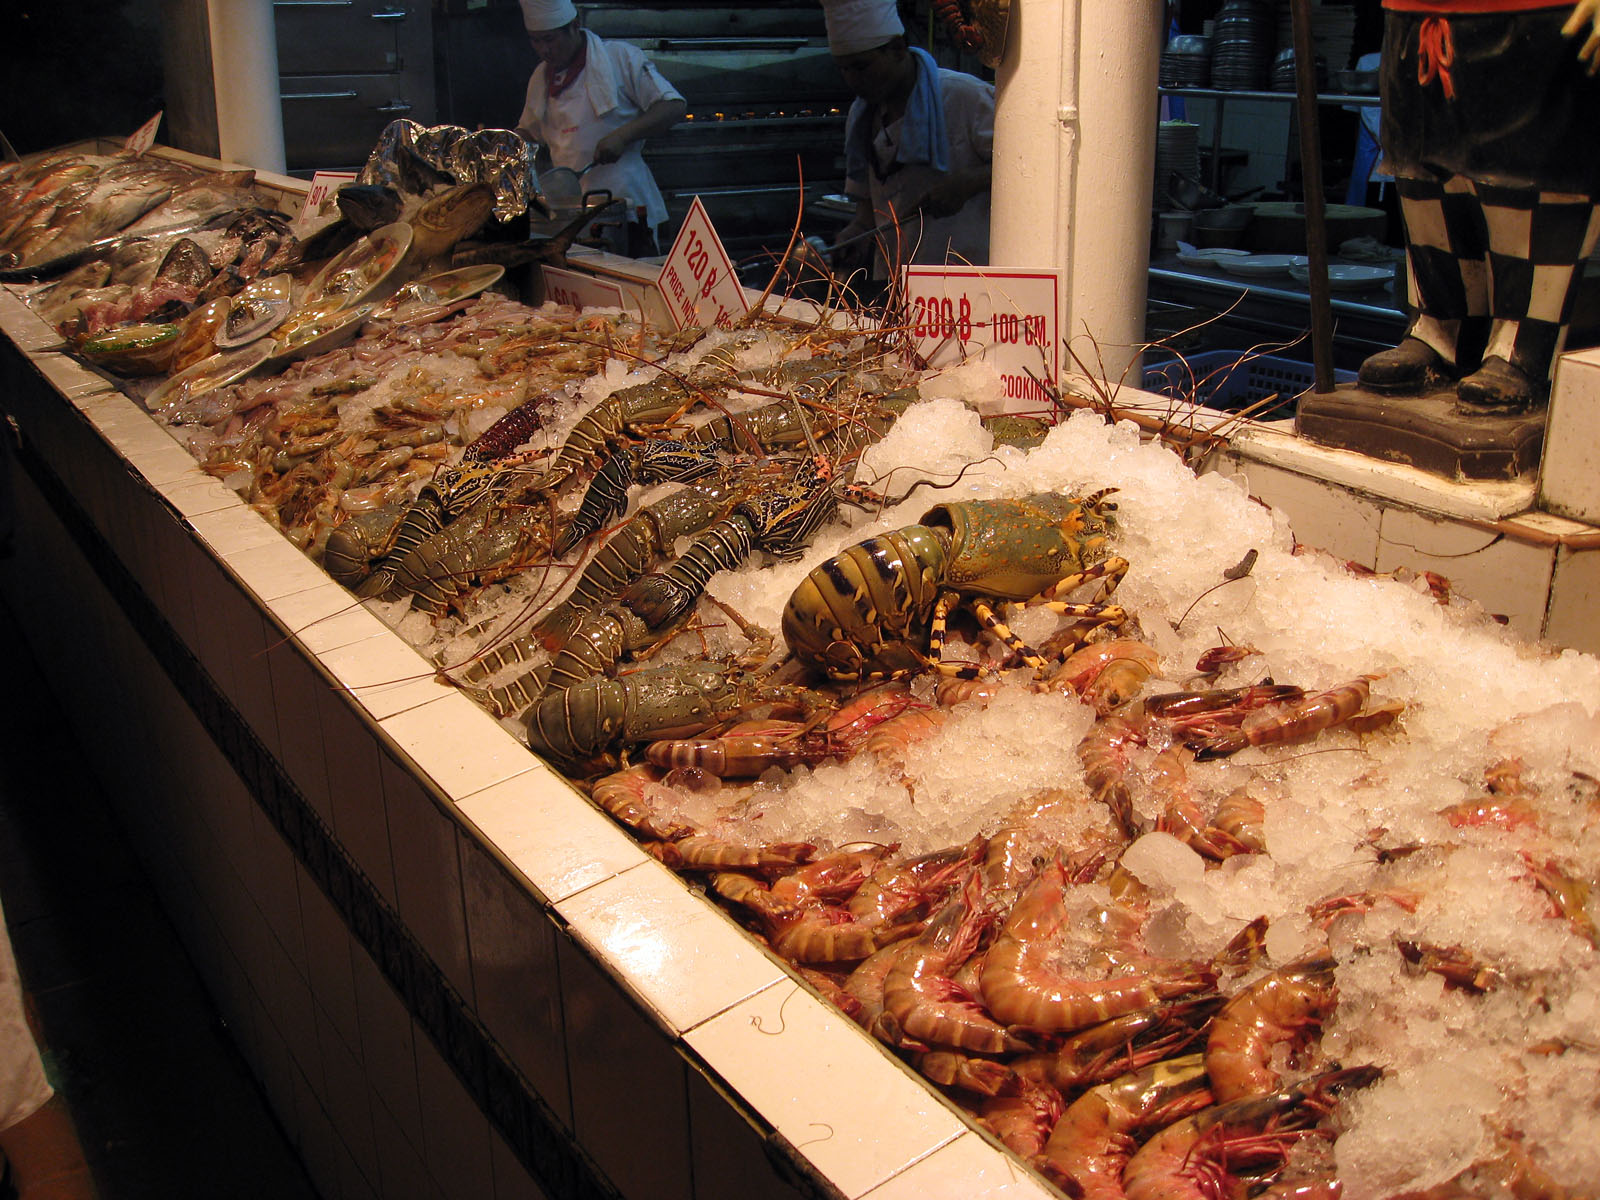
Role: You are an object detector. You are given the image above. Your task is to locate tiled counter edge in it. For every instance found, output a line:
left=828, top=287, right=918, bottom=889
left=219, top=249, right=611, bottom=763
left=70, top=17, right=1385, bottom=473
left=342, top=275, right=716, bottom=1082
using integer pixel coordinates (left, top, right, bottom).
left=0, top=310, right=1047, bottom=1200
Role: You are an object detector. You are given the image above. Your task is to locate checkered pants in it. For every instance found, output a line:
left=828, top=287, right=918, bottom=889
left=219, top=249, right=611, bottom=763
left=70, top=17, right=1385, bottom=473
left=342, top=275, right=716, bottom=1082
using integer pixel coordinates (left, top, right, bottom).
left=1397, top=172, right=1600, bottom=383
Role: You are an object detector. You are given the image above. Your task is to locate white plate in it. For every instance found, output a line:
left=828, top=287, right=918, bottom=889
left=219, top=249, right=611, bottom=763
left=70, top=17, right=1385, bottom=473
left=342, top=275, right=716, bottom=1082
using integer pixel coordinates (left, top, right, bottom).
left=1175, top=246, right=1252, bottom=268
left=302, top=221, right=412, bottom=311
left=1288, top=262, right=1395, bottom=290
left=146, top=341, right=276, bottom=418
left=263, top=302, right=377, bottom=369
left=372, top=264, right=505, bottom=319
left=1218, top=254, right=1309, bottom=278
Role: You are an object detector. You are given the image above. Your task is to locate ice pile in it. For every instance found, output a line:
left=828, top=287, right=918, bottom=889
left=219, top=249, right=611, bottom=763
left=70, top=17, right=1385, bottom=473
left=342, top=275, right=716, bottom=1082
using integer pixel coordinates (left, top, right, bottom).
left=698, top=387, right=1600, bottom=1194
left=391, top=330, right=1600, bottom=1193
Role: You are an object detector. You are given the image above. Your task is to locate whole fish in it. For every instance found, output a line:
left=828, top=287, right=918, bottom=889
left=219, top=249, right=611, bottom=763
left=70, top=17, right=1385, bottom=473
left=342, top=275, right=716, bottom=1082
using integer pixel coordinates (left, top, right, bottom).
left=405, top=182, right=496, bottom=262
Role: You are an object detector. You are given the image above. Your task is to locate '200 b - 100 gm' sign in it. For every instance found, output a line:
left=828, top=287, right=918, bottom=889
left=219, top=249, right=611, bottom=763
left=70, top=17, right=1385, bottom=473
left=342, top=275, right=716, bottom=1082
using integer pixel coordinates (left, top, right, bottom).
left=903, top=266, right=1061, bottom=415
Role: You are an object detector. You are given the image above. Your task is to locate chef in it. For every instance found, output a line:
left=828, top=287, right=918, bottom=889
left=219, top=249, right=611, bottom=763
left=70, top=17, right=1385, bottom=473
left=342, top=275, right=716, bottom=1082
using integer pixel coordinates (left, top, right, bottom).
left=514, top=0, right=688, bottom=257
left=823, top=0, right=995, bottom=283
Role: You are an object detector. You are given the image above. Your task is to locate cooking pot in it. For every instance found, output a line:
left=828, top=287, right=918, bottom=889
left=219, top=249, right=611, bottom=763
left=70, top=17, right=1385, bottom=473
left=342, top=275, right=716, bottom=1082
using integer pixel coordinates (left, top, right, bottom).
left=540, top=161, right=598, bottom=212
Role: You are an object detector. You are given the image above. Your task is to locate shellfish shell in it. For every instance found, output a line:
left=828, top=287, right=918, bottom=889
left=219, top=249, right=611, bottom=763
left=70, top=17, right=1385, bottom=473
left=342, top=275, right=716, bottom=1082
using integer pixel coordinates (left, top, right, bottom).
left=213, top=272, right=294, bottom=349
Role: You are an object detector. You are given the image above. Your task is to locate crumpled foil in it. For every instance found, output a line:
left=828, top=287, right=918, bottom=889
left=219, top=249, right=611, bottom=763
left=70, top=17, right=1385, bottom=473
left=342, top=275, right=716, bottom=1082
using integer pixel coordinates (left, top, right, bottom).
left=357, top=120, right=549, bottom=223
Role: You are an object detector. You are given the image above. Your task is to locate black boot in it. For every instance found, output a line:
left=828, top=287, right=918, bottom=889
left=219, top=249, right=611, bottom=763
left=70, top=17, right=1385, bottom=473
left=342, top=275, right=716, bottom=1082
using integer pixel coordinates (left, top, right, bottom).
left=1357, top=337, right=1447, bottom=394
left=1456, top=357, right=1542, bottom=412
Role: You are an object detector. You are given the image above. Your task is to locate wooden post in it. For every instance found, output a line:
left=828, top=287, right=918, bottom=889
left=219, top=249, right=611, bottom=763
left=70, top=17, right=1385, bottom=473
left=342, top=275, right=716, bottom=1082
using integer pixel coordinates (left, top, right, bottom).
left=1291, top=0, right=1335, bottom=393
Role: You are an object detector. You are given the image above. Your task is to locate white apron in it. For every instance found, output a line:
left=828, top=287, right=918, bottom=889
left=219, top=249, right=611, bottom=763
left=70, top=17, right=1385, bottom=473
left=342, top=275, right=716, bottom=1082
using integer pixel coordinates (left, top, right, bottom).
left=516, top=31, right=682, bottom=231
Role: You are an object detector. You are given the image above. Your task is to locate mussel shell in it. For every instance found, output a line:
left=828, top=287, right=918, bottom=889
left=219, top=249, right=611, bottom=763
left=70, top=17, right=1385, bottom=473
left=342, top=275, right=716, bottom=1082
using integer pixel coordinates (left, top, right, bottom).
left=215, top=272, right=294, bottom=348
left=170, top=296, right=233, bottom=372
left=76, top=321, right=181, bottom=376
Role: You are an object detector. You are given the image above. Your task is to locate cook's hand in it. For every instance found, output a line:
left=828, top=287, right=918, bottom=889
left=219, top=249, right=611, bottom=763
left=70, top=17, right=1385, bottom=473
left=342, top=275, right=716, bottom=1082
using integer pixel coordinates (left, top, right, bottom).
left=1564, top=0, right=1600, bottom=72
left=910, top=167, right=990, bottom=219
left=593, top=132, right=628, bottom=164
left=912, top=177, right=972, bottom=219
left=829, top=223, right=874, bottom=274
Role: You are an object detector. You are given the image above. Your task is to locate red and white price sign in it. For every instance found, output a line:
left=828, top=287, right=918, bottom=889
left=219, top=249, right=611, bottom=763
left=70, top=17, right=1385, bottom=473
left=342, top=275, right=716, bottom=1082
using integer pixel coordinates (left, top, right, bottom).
left=124, top=111, right=164, bottom=157
left=656, top=196, right=748, bottom=330
left=294, top=170, right=359, bottom=233
left=541, top=265, right=630, bottom=313
left=903, top=266, right=1061, bottom=414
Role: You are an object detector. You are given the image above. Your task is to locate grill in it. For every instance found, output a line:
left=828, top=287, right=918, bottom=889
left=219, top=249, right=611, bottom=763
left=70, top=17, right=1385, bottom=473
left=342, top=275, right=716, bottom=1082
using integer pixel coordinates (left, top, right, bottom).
left=433, top=1, right=854, bottom=260
left=582, top=3, right=854, bottom=259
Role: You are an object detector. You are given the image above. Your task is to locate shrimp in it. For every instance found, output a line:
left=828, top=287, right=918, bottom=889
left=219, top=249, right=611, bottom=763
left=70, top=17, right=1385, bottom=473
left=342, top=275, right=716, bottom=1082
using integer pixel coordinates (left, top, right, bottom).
left=1212, top=788, right=1267, bottom=854
left=843, top=937, right=923, bottom=1046
left=912, top=1049, right=1021, bottom=1098
left=1011, top=995, right=1222, bottom=1094
left=1188, top=678, right=1398, bottom=761
left=883, top=878, right=1030, bottom=1055
left=768, top=904, right=882, bottom=965
left=977, top=1077, right=1065, bottom=1160
left=846, top=837, right=985, bottom=934
left=1122, top=1068, right=1381, bottom=1200
left=645, top=835, right=814, bottom=872
left=862, top=705, right=949, bottom=770
left=980, top=858, right=1214, bottom=1034
left=1150, top=748, right=1256, bottom=862
left=1039, top=638, right=1162, bottom=713
left=1076, top=716, right=1148, bottom=841
left=588, top=764, right=695, bottom=842
left=1034, top=1052, right=1212, bottom=1200
left=1204, top=949, right=1337, bottom=1103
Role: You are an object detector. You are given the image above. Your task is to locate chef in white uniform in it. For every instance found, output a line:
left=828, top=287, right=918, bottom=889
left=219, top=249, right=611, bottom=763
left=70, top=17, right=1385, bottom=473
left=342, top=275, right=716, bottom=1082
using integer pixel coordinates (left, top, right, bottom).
left=823, top=0, right=994, bottom=283
left=514, top=0, right=688, bottom=256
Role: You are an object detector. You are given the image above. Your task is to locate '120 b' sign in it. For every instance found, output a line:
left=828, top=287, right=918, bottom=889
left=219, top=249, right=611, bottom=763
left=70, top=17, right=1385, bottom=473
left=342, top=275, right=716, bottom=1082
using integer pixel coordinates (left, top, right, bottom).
left=656, top=197, right=748, bottom=330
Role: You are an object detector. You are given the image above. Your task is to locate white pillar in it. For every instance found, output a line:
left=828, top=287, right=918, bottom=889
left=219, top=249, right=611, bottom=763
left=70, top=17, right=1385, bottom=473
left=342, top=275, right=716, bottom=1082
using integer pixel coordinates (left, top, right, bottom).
left=206, top=0, right=286, bottom=173
left=991, top=0, right=1162, bottom=387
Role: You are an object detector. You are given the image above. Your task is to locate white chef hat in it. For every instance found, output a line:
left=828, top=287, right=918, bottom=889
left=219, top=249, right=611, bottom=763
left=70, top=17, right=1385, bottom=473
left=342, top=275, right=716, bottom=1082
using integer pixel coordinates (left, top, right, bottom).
left=821, top=0, right=905, bottom=56
left=520, top=0, right=577, bottom=31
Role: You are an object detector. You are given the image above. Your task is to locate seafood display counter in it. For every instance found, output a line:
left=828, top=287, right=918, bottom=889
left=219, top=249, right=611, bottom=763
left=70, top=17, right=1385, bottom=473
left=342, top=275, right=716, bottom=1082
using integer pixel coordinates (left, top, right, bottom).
left=0, top=149, right=1047, bottom=1200
left=6, top=138, right=1600, bottom=1200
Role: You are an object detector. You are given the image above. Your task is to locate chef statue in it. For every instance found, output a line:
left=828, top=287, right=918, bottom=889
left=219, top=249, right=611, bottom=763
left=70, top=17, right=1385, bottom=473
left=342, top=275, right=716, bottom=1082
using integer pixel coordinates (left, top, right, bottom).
left=823, top=0, right=996, bottom=282
left=1356, top=0, right=1600, bottom=412
left=513, top=0, right=688, bottom=257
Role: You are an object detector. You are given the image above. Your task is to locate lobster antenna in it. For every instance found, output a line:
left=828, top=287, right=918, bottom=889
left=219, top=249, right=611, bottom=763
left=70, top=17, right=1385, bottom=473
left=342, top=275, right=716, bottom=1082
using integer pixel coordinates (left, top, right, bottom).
left=871, top=455, right=1003, bottom=506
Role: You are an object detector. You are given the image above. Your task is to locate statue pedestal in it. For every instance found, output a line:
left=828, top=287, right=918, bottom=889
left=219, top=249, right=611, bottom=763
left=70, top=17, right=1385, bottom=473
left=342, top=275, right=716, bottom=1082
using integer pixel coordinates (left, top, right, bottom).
left=1295, top=385, right=1545, bottom=481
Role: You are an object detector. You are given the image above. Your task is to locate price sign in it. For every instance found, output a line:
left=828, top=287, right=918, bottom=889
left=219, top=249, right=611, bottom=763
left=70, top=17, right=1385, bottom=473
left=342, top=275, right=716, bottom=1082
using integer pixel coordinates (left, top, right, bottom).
left=656, top=196, right=748, bottom=330
left=294, top=171, right=359, bottom=233
left=903, top=266, right=1062, bottom=415
left=124, top=112, right=164, bottom=157
left=541, top=265, right=630, bottom=313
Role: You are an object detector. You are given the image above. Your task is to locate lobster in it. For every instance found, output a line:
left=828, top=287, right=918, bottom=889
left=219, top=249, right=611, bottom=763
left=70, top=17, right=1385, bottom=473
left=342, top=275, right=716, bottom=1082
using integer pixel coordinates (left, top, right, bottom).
left=780, top=490, right=1130, bottom=683
left=354, top=454, right=540, bottom=598
left=466, top=455, right=846, bottom=733
left=551, top=438, right=730, bottom=557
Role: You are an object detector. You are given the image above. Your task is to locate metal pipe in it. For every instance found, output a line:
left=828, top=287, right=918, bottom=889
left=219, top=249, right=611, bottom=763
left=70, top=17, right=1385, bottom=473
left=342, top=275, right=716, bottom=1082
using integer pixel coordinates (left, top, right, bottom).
left=991, top=0, right=1161, bottom=389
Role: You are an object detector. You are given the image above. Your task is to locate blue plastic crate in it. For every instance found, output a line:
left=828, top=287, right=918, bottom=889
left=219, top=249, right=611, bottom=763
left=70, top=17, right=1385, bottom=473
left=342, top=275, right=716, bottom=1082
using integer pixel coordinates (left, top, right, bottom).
left=1142, top=351, right=1355, bottom=418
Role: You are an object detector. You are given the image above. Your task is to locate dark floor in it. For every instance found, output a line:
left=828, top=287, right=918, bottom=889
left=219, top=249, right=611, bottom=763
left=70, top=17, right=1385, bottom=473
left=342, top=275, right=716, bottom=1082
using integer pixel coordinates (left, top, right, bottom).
left=0, top=598, right=321, bottom=1200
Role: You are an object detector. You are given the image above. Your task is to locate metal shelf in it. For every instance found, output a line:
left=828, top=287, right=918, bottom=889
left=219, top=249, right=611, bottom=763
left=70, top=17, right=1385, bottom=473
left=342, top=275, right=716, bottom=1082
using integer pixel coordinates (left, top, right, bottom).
left=1159, top=85, right=1381, bottom=107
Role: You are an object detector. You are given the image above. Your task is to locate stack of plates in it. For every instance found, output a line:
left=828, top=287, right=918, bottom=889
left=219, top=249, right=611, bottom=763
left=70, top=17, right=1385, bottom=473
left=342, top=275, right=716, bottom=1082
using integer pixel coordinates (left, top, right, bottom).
left=1211, top=0, right=1275, bottom=91
left=1154, top=122, right=1202, bottom=210
left=1270, top=48, right=1328, bottom=92
left=1312, top=4, right=1357, bottom=74
left=1159, top=35, right=1211, bottom=87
